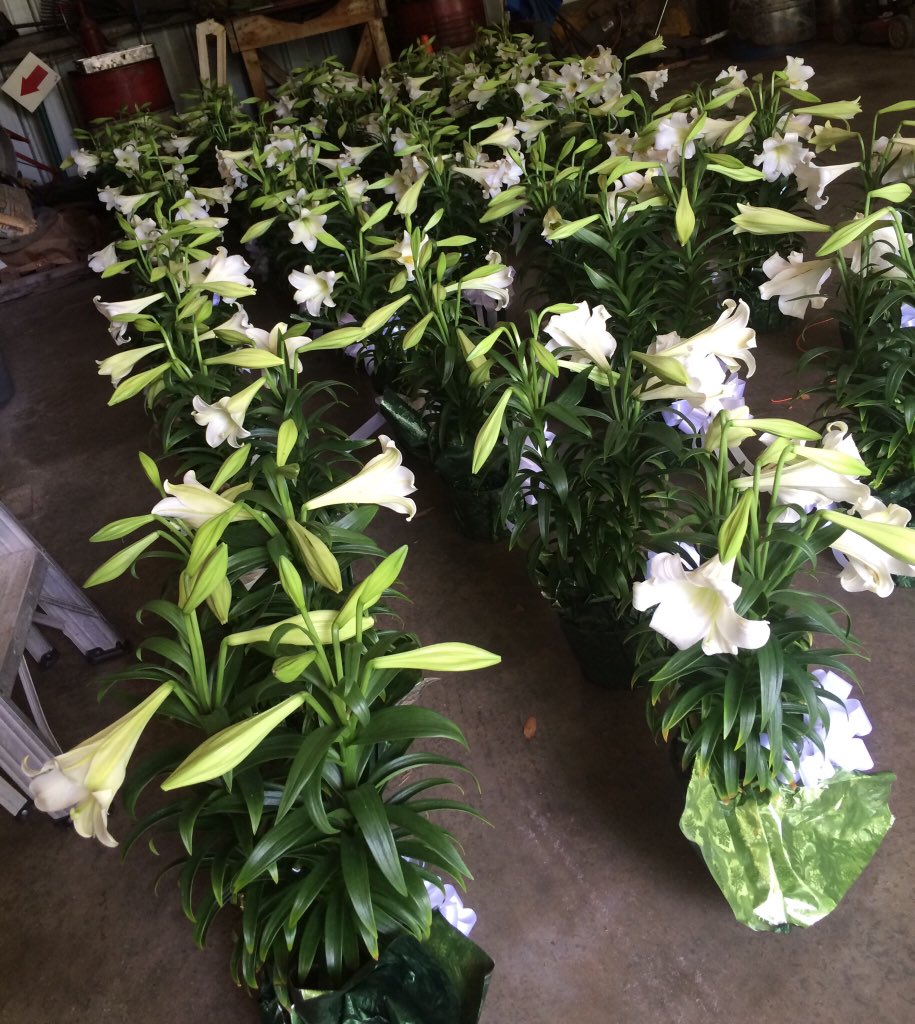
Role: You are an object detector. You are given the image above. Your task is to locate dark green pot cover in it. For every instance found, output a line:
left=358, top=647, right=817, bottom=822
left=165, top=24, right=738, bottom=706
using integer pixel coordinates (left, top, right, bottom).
left=259, top=916, right=493, bottom=1024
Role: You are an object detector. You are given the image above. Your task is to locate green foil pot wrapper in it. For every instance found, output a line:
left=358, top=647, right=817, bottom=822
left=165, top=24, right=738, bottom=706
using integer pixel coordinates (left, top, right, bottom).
left=681, top=768, right=895, bottom=931
left=259, top=915, right=493, bottom=1024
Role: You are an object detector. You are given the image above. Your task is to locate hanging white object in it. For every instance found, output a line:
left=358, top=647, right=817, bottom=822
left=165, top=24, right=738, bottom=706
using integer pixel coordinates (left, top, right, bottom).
left=196, top=19, right=228, bottom=87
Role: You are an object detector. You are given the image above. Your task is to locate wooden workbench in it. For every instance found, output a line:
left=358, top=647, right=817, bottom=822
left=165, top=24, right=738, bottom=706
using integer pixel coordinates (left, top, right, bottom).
left=228, top=0, right=392, bottom=101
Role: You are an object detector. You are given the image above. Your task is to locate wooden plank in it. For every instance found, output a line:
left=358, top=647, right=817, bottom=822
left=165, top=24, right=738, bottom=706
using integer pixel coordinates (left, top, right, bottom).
left=367, top=17, right=392, bottom=69
left=229, top=2, right=383, bottom=52
left=351, top=24, right=375, bottom=77
left=259, top=52, right=291, bottom=87
left=241, top=47, right=269, bottom=102
left=0, top=262, right=90, bottom=306
left=0, top=549, right=46, bottom=699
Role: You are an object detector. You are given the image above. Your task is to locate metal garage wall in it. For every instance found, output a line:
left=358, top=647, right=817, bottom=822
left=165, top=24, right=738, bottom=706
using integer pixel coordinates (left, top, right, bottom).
left=0, top=4, right=354, bottom=181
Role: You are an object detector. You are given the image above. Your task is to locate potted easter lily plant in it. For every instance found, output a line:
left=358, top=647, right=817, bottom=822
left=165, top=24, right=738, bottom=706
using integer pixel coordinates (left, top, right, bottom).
left=631, top=396, right=908, bottom=929
left=469, top=297, right=688, bottom=686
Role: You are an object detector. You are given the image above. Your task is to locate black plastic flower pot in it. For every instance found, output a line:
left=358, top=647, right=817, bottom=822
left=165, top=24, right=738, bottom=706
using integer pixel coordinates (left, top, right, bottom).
left=556, top=604, right=635, bottom=690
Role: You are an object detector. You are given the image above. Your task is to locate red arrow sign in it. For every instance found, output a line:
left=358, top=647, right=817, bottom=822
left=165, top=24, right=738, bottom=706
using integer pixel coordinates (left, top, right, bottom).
left=21, top=66, right=48, bottom=97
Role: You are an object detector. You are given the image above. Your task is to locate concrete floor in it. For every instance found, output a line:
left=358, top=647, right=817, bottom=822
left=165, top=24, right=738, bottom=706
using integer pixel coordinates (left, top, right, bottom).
left=2, top=39, right=914, bottom=1024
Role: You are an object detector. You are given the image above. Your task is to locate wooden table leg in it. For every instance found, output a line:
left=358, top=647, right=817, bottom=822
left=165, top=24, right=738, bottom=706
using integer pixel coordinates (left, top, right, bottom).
left=241, top=47, right=269, bottom=101
left=368, top=18, right=392, bottom=69
left=351, top=24, right=375, bottom=76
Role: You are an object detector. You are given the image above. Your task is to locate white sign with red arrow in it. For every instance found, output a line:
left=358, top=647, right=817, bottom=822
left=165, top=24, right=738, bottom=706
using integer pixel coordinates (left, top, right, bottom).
left=1, top=53, right=60, bottom=113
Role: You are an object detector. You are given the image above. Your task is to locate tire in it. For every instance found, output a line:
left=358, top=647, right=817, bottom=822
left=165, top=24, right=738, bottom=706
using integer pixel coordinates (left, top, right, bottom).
left=888, top=15, right=914, bottom=50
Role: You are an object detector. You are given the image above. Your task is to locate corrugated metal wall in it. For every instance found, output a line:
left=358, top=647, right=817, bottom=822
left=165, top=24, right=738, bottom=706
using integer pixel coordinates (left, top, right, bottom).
left=0, top=3, right=355, bottom=181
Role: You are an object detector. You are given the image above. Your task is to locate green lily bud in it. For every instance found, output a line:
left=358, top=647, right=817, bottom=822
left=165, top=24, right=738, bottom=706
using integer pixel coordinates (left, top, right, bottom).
left=181, top=543, right=229, bottom=613
left=287, top=519, right=342, bottom=593
left=161, top=693, right=308, bottom=789
left=370, top=643, right=501, bottom=672
left=335, top=546, right=407, bottom=629
left=732, top=204, right=829, bottom=236
left=276, top=420, right=298, bottom=468
left=675, top=187, right=695, bottom=246
left=272, top=651, right=317, bottom=683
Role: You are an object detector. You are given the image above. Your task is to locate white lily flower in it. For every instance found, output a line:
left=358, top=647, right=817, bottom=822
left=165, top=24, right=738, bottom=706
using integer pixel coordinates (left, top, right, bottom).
left=632, top=68, right=669, bottom=100
left=515, top=78, right=548, bottom=110
left=196, top=247, right=254, bottom=291
left=25, top=683, right=173, bottom=846
left=901, top=302, right=915, bottom=327
left=131, top=216, right=161, bottom=252
left=753, top=133, right=807, bottom=182
left=192, top=379, right=264, bottom=448
left=468, top=75, right=498, bottom=108
left=195, top=185, right=234, bottom=212
left=649, top=299, right=757, bottom=377
left=289, top=207, right=327, bottom=251
left=779, top=112, right=813, bottom=140
left=97, top=185, right=123, bottom=211
left=701, top=116, right=746, bottom=148
left=793, top=154, right=856, bottom=209
left=164, top=135, right=195, bottom=156
left=454, top=154, right=524, bottom=198
left=842, top=215, right=913, bottom=279
left=113, top=143, right=140, bottom=173
left=516, top=118, right=553, bottom=144
left=872, top=134, right=915, bottom=183
left=759, top=251, right=832, bottom=318
left=543, top=302, right=617, bottom=373
left=344, top=175, right=369, bottom=203
left=71, top=148, right=100, bottom=177
left=152, top=470, right=250, bottom=528
left=174, top=190, right=218, bottom=223
left=216, top=148, right=251, bottom=189
left=735, top=421, right=873, bottom=510
left=87, top=242, right=119, bottom=274
left=654, top=112, right=698, bottom=163
left=289, top=265, right=338, bottom=317
left=831, top=499, right=915, bottom=596
left=96, top=343, right=165, bottom=386
left=606, top=130, right=638, bottom=157
left=640, top=346, right=735, bottom=413
left=783, top=55, right=814, bottom=90
left=479, top=119, right=521, bottom=152
left=633, top=553, right=770, bottom=656
left=406, top=75, right=435, bottom=101
left=460, top=251, right=515, bottom=311
left=555, top=63, right=586, bottom=103
left=246, top=320, right=309, bottom=371
left=305, top=434, right=417, bottom=519
left=390, top=127, right=411, bottom=153
left=393, top=230, right=429, bottom=281
left=110, top=191, right=157, bottom=217
left=590, top=44, right=621, bottom=76
left=711, top=65, right=747, bottom=105
left=93, top=292, right=164, bottom=345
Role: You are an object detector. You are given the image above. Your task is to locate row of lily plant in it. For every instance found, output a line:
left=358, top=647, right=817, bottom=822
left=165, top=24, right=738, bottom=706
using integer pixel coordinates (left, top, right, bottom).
left=57, top=27, right=915, bottom=932
left=29, top=98, right=509, bottom=1015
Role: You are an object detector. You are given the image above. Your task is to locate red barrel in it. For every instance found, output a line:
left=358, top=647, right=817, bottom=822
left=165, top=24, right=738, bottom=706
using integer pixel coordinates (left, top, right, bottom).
left=70, top=58, right=172, bottom=123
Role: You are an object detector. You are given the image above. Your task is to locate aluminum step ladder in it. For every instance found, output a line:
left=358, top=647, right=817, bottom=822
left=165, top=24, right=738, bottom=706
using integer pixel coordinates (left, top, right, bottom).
left=0, top=503, right=127, bottom=816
